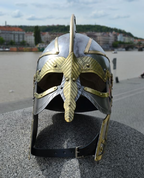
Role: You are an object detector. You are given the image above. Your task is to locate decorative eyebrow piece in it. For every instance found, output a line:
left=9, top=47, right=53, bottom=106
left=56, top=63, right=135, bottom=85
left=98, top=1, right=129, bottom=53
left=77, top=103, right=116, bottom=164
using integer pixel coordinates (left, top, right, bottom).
left=35, top=56, right=65, bottom=82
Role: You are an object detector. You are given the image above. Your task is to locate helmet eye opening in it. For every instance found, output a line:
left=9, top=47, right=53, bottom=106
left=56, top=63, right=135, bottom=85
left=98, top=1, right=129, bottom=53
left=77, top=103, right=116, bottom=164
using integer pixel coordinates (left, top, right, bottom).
left=80, top=73, right=106, bottom=92
left=37, top=73, right=63, bottom=93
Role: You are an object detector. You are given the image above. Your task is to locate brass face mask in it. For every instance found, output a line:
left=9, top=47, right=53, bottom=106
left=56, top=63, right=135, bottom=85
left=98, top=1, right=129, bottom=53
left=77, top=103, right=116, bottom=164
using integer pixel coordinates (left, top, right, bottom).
left=30, top=14, right=113, bottom=161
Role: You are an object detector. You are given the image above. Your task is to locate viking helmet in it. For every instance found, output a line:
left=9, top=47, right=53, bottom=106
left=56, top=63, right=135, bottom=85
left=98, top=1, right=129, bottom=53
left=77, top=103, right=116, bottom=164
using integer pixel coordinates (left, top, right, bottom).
left=31, top=14, right=113, bottom=161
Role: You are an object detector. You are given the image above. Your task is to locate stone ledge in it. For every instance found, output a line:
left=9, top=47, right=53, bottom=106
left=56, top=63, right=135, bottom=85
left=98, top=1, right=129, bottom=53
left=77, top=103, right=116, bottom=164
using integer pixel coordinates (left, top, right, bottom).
left=0, top=108, right=144, bottom=178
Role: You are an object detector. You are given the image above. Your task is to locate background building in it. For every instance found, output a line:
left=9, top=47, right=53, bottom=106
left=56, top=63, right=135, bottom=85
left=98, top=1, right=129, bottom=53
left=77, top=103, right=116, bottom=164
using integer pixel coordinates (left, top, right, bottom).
left=85, top=32, right=115, bottom=49
left=41, top=32, right=51, bottom=44
left=0, top=26, right=25, bottom=45
left=117, top=34, right=124, bottom=42
left=95, top=32, right=115, bottom=49
left=25, top=32, right=35, bottom=46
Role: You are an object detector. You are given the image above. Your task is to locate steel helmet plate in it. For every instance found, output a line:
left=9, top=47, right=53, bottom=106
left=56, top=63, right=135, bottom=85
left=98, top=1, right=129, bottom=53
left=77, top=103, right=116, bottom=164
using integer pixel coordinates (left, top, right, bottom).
left=30, top=14, right=113, bottom=161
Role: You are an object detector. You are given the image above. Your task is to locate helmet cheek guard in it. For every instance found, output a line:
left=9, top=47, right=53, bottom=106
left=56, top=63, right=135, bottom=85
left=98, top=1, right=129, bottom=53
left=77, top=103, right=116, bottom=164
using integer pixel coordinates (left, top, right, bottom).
left=30, top=15, right=113, bottom=161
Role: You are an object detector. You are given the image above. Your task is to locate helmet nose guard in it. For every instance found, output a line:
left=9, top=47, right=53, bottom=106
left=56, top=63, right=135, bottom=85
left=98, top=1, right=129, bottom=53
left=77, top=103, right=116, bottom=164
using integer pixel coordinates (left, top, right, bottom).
left=30, top=14, right=113, bottom=161
left=62, top=52, right=80, bottom=122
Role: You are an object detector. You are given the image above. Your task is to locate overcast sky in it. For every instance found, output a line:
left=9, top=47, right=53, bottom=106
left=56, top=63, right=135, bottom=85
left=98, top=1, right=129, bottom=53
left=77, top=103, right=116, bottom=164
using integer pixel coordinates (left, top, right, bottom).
left=0, top=0, right=144, bottom=38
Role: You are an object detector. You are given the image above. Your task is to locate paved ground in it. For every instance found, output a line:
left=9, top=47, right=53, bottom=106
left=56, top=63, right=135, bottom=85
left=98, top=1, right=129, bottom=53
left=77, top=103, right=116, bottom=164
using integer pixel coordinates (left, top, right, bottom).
left=112, top=77, right=144, bottom=134
left=0, top=77, right=144, bottom=178
left=87, top=77, right=144, bottom=134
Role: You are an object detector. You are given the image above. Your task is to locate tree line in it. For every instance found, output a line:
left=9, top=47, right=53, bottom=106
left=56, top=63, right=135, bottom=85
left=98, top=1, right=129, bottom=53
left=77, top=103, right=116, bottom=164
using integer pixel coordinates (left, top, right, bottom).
left=18, top=24, right=139, bottom=38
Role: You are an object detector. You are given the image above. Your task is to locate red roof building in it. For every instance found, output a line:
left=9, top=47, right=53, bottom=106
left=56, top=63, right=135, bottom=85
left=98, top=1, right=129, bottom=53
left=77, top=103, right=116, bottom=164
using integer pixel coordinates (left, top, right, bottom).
left=0, top=26, right=24, bottom=32
left=0, top=26, right=25, bottom=44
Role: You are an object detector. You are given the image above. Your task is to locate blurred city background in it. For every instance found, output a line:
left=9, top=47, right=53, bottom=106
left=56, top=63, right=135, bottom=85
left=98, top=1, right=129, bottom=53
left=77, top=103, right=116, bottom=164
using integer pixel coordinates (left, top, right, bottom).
left=0, top=23, right=144, bottom=52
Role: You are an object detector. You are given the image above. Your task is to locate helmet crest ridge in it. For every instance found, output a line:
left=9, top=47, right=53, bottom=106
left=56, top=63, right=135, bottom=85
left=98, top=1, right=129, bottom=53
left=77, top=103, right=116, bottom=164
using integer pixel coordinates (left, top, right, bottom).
left=69, top=14, right=76, bottom=53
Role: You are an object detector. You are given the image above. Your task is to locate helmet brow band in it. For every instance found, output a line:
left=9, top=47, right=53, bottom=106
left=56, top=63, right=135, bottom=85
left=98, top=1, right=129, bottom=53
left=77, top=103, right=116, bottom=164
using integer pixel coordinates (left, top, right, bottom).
left=38, top=37, right=59, bottom=61
left=84, top=87, right=109, bottom=97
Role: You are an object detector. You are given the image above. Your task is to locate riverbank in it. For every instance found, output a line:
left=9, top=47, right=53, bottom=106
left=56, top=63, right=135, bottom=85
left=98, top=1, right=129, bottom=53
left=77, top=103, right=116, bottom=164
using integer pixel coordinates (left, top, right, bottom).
left=0, top=47, right=39, bottom=52
left=0, top=47, right=143, bottom=52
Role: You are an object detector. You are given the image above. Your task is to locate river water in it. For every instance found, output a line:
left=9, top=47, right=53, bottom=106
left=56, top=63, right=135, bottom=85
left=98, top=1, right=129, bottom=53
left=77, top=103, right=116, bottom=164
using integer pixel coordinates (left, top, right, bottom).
left=0, top=51, right=144, bottom=103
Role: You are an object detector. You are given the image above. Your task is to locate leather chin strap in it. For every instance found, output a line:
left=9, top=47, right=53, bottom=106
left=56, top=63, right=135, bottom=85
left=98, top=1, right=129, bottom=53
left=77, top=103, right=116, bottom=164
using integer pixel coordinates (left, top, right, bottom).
left=30, top=114, right=110, bottom=161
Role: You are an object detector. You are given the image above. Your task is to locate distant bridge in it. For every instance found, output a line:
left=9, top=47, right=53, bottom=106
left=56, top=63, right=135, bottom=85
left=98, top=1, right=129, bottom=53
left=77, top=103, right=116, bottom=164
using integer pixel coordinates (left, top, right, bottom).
left=119, top=44, right=144, bottom=51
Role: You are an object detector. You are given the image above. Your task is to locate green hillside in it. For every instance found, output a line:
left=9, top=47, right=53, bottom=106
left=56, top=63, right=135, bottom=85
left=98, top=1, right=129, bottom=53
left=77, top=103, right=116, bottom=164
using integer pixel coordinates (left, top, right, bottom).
left=18, top=24, right=141, bottom=39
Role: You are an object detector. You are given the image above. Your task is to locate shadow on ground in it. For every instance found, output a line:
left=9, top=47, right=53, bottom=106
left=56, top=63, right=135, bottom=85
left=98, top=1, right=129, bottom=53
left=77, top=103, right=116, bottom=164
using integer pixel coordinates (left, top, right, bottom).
left=35, top=112, right=144, bottom=178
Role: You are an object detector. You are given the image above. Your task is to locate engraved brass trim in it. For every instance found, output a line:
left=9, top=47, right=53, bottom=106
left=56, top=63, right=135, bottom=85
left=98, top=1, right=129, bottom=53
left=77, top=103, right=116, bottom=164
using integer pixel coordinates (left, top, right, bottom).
left=38, top=37, right=59, bottom=60
left=55, top=37, right=59, bottom=53
left=34, top=86, right=58, bottom=99
left=95, top=114, right=110, bottom=161
left=34, top=53, right=111, bottom=122
left=62, top=52, right=81, bottom=122
left=84, top=38, right=110, bottom=61
left=84, top=38, right=92, bottom=53
left=88, top=51, right=109, bottom=59
left=84, top=87, right=109, bottom=98
left=36, top=56, right=65, bottom=82
left=78, top=56, right=110, bottom=82
left=36, top=56, right=110, bottom=83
